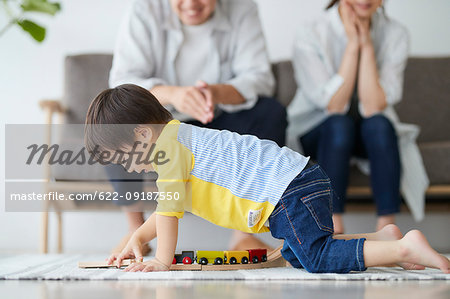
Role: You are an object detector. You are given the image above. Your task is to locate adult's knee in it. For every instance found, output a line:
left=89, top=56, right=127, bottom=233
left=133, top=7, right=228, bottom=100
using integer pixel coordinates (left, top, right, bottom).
left=256, top=96, right=287, bottom=128
left=361, top=114, right=397, bottom=150
left=251, top=96, right=287, bottom=146
left=322, top=115, right=355, bottom=152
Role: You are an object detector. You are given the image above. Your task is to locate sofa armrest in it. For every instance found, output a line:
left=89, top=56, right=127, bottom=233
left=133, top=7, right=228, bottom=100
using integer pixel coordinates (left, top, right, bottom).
left=39, top=99, right=66, bottom=125
left=39, top=99, right=65, bottom=115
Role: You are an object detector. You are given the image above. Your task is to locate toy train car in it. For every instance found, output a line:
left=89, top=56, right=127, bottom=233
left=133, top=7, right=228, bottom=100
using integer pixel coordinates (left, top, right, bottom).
left=172, top=249, right=267, bottom=265
left=248, top=249, right=268, bottom=263
left=172, top=251, right=195, bottom=265
left=224, top=251, right=248, bottom=264
left=196, top=250, right=225, bottom=265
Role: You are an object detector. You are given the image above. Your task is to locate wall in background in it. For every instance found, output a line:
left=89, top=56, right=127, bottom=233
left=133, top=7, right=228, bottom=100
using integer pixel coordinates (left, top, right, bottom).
left=1, top=0, right=450, bottom=252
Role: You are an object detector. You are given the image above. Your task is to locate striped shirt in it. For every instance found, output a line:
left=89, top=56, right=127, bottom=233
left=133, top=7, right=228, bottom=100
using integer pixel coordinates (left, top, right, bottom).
left=154, top=120, right=309, bottom=233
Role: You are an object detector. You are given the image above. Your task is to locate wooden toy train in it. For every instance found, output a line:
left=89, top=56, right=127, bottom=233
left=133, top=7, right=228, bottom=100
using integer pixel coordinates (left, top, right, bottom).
left=173, top=249, right=268, bottom=265
left=77, top=245, right=287, bottom=270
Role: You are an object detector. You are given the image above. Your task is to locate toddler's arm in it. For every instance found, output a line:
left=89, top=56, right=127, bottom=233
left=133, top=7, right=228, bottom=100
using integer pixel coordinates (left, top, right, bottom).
left=154, top=214, right=179, bottom=268
left=115, top=214, right=178, bottom=271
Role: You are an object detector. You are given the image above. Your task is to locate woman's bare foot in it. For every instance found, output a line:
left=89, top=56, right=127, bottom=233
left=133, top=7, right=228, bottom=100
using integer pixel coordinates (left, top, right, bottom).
left=229, top=231, right=273, bottom=251
left=376, top=214, right=396, bottom=231
left=399, top=230, right=450, bottom=273
left=375, top=224, right=425, bottom=270
left=375, top=223, right=402, bottom=240
left=332, top=214, right=344, bottom=234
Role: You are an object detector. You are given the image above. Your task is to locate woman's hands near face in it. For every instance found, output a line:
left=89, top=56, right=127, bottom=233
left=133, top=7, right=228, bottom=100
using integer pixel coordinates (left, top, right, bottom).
left=355, top=17, right=371, bottom=47
left=341, top=0, right=359, bottom=45
left=341, top=0, right=372, bottom=48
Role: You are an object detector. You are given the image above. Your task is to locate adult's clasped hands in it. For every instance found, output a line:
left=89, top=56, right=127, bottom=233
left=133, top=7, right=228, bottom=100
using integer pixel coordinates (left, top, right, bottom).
left=171, top=80, right=215, bottom=124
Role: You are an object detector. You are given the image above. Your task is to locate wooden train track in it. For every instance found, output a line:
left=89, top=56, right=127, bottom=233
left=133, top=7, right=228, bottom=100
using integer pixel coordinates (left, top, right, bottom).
left=78, top=245, right=288, bottom=271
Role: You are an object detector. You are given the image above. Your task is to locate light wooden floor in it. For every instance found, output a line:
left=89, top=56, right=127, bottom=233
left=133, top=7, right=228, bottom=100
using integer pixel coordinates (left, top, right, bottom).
left=1, top=280, right=449, bottom=299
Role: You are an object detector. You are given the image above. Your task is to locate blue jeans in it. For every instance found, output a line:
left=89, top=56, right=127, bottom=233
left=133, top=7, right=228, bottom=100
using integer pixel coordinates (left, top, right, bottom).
left=106, top=96, right=287, bottom=205
left=269, top=164, right=366, bottom=273
left=300, top=114, right=401, bottom=215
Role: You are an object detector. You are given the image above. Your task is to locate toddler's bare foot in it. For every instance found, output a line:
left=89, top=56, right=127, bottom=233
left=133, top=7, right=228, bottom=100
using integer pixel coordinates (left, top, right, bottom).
left=376, top=224, right=425, bottom=270
left=400, top=230, right=450, bottom=273
left=110, top=232, right=152, bottom=256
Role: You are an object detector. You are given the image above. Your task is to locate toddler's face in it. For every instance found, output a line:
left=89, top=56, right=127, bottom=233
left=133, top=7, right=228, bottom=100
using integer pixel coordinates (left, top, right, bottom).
left=117, top=144, right=154, bottom=174
left=170, top=0, right=216, bottom=25
left=111, top=127, right=156, bottom=174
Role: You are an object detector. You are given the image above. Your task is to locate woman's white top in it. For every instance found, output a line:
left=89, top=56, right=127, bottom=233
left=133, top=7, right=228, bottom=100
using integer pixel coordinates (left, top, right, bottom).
left=175, top=22, right=213, bottom=87
left=109, top=0, right=274, bottom=121
left=287, top=6, right=429, bottom=221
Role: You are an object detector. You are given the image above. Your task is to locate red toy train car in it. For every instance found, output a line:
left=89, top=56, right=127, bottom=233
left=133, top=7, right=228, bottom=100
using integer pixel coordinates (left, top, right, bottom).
left=172, top=251, right=195, bottom=265
left=247, top=249, right=268, bottom=263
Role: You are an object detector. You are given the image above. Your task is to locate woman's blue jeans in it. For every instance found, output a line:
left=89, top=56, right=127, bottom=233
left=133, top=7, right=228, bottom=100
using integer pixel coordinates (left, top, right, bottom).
left=269, top=164, right=366, bottom=273
left=300, top=114, right=401, bottom=216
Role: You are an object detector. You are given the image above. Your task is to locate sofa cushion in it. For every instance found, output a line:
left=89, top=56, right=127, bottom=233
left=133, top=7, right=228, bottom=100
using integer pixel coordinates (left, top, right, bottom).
left=419, top=142, right=450, bottom=185
left=396, top=57, right=450, bottom=143
left=271, top=61, right=297, bottom=107
left=334, top=142, right=450, bottom=189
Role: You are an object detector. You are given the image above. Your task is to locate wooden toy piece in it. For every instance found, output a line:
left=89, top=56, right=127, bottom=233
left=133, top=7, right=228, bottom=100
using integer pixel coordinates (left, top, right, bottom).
left=169, top=263, right=202, bottom=271
left=260, top=245, right=288, bottom=268
left=78, top=259, right=136, bottom=269
left=78, top=244, right=288, bottom=271
left=169, top=244, right=287, bottom=271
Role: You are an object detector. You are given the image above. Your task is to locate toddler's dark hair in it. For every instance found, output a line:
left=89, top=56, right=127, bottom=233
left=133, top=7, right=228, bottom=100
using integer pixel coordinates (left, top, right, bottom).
left=84, top=84, right=172, bottom=159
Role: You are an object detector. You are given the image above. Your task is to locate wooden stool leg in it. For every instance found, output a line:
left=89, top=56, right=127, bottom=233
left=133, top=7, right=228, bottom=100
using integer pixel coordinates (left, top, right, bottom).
left=56, top=211, right=63, bottom=253
left=40, top=211, right=49, bottom=253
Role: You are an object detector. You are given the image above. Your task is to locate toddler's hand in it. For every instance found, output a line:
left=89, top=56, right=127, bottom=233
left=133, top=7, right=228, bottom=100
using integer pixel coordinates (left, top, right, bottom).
left=107, top=234, right=144, bottom=267
left=124, top=258, right=170, bottom=272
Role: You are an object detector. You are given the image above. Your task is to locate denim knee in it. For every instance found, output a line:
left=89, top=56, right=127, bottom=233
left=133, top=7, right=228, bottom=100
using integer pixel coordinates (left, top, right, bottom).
left=322, top=115, right=355, bottom=152
left=361, top=114, right=397, bottom=151
left=281, top=242, right=303, bottom=268
left=258, top=97, right=287, bottom=130
left=252, top=96, right=287, bottom=146
left=302, top=237, right=366, bottom=273
left=259, top=96, right=286, bottom=119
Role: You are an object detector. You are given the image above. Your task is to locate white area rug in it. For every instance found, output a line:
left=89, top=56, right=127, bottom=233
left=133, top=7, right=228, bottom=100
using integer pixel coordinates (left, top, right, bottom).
left=0, top=254, right=449, bottom=281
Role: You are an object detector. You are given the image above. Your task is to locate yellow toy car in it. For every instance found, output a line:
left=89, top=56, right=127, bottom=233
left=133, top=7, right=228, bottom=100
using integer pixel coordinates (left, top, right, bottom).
left=196, top=251, right=224, bottom=265
left=224, top=251, right=249, bottom=264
